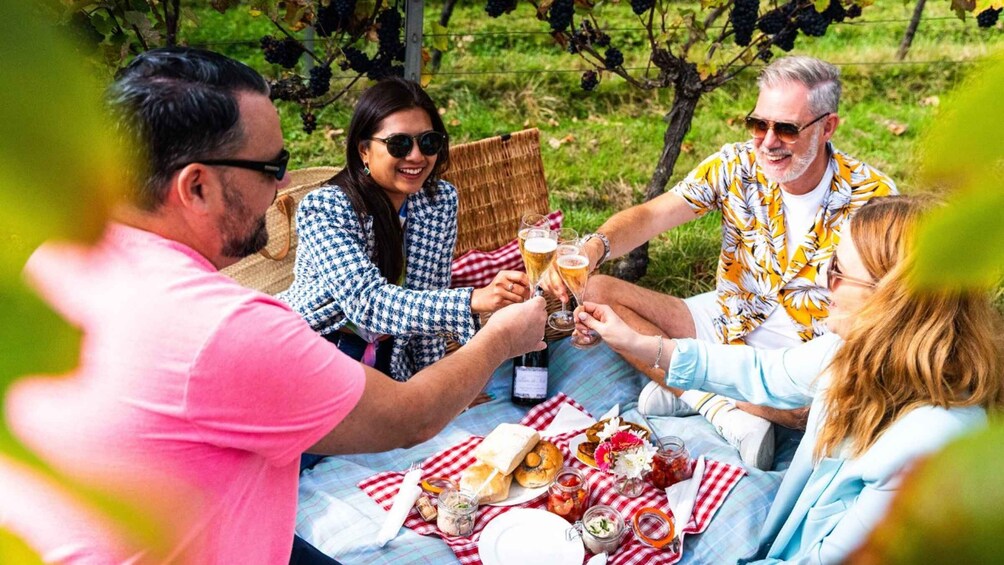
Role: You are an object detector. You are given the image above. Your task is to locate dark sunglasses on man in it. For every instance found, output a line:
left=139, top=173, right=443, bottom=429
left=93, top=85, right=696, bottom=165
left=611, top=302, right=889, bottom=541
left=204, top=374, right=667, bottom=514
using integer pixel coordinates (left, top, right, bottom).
left=198, top=148, right=291, bottom=181
left=744, top=112, right=830, bottom=144
left=369, top=131, right=447, bottom=158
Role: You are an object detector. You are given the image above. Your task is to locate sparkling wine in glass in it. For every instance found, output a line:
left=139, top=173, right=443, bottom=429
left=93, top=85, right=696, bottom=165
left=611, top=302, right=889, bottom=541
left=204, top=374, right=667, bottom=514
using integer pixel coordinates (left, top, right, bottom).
left=547, top=228, right=579, bottom=331
left=556, top=250, right=601, bottom=349
left=520, top=227, right=557, bottom=290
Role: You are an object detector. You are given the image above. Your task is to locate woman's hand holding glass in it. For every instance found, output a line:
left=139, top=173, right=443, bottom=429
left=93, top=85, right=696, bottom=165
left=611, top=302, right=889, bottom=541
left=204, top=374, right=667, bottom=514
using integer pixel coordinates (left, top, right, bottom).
left=575, top=301, right=671, bottom=359
left=470, top=270, right=531, bottom=313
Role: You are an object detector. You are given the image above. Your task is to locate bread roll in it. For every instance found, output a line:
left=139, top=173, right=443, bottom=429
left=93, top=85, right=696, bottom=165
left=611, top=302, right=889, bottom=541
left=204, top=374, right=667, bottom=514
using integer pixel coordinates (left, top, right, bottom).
left=514, top=440, right=563, bottom=488
left=459, top=462, right=512, bottom=504
left=473, top=423, right=540, bottom=475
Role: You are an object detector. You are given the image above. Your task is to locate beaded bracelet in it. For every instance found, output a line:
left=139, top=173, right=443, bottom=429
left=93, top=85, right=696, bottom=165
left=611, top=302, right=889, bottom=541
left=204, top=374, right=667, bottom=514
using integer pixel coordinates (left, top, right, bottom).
left=652, top=335, right=664, bottom=369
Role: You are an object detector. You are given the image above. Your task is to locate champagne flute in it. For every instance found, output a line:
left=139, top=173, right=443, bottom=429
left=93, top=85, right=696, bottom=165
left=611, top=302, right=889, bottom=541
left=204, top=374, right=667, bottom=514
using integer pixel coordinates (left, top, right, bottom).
left=518, top=214, right=557, bottom=292
left=555, top=246, right=601, bottom=349
left=547, top=228, right=579, bottom=331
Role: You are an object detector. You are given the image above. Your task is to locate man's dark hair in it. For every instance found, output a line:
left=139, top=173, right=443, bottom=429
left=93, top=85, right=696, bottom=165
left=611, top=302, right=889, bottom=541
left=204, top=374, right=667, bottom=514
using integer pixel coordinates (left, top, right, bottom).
left=106, top=47, right=269, bottom=209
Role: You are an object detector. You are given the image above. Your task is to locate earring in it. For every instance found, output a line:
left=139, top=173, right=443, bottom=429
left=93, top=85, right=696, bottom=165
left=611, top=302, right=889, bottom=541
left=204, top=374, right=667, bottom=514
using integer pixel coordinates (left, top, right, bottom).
left=363, top=164, right=371, bottom=176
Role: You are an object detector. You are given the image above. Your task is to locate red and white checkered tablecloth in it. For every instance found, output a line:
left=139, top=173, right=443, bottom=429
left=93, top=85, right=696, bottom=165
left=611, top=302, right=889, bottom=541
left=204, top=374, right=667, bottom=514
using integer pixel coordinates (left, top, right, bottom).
left=358, top=393, right=746, bottom=564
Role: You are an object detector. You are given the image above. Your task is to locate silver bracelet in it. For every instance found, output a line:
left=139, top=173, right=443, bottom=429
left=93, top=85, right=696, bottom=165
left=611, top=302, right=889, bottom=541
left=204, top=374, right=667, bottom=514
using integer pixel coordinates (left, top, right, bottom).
left=652, top=335, right=664, bottom=369
left=582, top=232, right=611, bottom=268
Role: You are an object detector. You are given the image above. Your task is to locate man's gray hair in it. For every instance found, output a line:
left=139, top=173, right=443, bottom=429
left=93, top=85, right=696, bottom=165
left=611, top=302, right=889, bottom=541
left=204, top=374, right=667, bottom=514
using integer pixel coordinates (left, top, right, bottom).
left=757, top=56, right=841, bottom=116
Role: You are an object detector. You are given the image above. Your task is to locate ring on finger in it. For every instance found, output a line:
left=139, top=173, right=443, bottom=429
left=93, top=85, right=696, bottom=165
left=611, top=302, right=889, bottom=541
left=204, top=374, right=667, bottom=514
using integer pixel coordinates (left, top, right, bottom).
left=507, top=283, right=514, bottom=292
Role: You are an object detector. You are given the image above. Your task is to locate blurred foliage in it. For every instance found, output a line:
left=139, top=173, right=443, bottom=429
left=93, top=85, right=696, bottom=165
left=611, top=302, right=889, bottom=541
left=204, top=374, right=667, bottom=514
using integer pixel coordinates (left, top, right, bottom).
left=0, top=2, right=168, bottom=559
left=850, top=422, right=1004, bottom=563
left=912, top=52, right=1004, bottom=290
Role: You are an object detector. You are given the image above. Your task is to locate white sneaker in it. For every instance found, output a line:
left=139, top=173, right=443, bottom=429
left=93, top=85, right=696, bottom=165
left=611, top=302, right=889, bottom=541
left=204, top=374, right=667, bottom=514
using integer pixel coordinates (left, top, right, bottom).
left=714, top=406, right=775, bottom=471
left=638, top=381, right=698, bottom=417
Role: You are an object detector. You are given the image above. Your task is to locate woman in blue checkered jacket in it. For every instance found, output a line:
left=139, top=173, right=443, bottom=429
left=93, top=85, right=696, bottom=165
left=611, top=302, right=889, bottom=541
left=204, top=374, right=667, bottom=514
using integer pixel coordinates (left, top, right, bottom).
left=280, top=77, right=529, bottom=383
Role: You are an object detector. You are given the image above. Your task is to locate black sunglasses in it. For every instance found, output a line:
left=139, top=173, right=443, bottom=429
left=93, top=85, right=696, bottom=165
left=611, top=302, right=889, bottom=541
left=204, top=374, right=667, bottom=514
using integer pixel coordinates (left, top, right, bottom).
left=827, top=250, right=876, bottom=292
left=369, top=131, right=447, bottom=158
left=744, top=112, right=830, bottom=144
left=198, top=149, right=290, bottom=180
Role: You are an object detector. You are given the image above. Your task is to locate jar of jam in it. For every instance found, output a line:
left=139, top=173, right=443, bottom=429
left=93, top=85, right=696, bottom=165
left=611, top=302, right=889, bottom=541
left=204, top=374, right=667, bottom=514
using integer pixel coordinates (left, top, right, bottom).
left=436, top=488, right=478, bottom=537
left=647, top=436, right=692, bottom=490
left=546, top=467, right=589, bottom=523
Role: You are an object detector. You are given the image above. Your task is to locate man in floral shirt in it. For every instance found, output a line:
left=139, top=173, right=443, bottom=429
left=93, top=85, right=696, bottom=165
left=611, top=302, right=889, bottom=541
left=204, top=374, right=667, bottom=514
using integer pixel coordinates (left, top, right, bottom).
left=568, top=56, right=896, bottom=470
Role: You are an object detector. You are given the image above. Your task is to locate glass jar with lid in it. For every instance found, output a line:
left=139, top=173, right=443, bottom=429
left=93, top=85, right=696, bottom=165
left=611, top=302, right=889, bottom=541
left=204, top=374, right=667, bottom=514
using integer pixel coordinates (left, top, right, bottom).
left=436, top=487, right=478, bottom=537
left=578, top=504, right=626, bottom=555
left=546, top=466, right=590, bottom=523
left=647, top=436, right=692, bottom=490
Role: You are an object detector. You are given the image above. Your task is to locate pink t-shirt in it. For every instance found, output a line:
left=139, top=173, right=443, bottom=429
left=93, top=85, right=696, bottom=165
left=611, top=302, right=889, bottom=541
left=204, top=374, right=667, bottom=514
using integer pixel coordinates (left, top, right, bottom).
left=6, top=224, right=365, bottom=563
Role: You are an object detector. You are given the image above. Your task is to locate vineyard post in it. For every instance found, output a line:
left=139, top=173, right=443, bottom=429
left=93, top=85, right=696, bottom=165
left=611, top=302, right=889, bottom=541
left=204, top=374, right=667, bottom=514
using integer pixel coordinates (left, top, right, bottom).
left=404, top=0, right=424, bottom=81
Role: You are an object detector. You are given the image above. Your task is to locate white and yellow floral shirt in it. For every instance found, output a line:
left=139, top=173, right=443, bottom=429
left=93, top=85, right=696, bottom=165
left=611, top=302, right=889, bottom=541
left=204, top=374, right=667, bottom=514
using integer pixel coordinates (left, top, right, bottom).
left=671, top=141, right=897, bottom=344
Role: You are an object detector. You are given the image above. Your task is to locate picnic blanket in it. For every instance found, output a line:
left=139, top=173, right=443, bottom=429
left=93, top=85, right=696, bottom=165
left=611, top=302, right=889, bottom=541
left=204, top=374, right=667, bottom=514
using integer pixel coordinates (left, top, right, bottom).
left=296, top=339, right=802, bottom=563
left=359, top=393, right=745, bottom=564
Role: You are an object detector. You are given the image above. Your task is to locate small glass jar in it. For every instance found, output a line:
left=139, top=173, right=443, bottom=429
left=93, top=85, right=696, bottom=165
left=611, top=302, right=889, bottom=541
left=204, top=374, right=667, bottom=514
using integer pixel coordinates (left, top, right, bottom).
left=547, top=467, right=590, bottom=523
left=647, top=436, right=692, bottom=490
left=579, top=505, right=626, bottom=555
left=436, top=488, right=478, bottom=537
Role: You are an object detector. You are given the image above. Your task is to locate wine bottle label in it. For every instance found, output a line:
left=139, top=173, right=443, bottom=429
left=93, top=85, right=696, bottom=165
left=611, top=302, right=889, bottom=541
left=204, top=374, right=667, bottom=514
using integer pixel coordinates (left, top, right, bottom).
left=513, top=366, right=548, bottom=398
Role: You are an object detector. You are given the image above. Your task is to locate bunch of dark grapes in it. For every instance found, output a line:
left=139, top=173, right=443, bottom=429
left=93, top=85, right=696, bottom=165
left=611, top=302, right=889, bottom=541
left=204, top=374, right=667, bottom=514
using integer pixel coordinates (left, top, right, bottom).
left=976, top=7, right=1001, bottom=28
left=757, top=48, right=773, bottom=63
left=757, top=7, right=788, bottom=34
left=604, top=47, right=624, bottom=69
left=367, top=54, right=403, bottom=80
left=845, top=3, right=862, bottom=19
left=377, top=9, right=403, bottom=56
left=486, top=0, right=516, bottom=18
left=268, top=78, right=307, bottom=102
left=581, top=70, right=599, bottom=91
left=340, top=46, right=371, bottom=73
left=261, top=36, right=303, bottom=69
left=630, top=0, right=655, bottom=16
left=773, top=27, right=797, bottom=51
left=316, top=0, right=356, bottom=36
left=308, top=65, right=332, bottom=97
left=730, top=0, right=759, bottom=47
left=568, top=20, right=611, bottom=53
left=796, top=5, right=831, bottom=37
left=823, top=0, right=846, bottom=23
left=301, top=111, right=317, bottom=134
left=548, top=0, right=574, bottom=32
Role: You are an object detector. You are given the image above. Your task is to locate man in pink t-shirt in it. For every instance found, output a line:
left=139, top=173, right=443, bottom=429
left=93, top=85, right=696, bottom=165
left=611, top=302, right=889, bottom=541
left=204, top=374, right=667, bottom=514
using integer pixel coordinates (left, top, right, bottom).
left=4, top=47, right=547, bottom=564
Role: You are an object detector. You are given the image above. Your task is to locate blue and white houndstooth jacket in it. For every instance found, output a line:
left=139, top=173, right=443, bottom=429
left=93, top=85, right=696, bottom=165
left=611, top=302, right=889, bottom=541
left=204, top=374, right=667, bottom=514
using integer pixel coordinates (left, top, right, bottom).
left=279, top=179, right=479, bottom=381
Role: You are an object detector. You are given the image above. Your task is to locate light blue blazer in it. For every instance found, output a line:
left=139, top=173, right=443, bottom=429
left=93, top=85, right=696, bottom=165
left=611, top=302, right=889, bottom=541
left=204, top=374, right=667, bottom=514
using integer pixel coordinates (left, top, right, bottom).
left=667, top=333, right=986, bottom=564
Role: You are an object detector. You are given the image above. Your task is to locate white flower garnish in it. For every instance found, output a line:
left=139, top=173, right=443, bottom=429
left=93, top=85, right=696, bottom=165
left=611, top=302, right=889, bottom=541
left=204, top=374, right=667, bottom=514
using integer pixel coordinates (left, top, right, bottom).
left=611, top=443, right=656, bottom=479
left=595, top=417, right=630, bottom=442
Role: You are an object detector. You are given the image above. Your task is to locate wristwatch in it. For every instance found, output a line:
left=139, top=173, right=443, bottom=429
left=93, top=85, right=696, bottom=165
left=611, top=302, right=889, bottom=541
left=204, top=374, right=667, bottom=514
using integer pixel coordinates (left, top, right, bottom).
left=582, top=232, right=611, bottom=269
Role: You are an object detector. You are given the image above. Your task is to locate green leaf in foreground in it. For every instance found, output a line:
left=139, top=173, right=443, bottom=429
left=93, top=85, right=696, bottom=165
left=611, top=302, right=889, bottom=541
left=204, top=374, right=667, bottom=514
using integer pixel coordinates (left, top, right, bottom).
left=913, top=51, right=1004, bottom=289
left=0, top=2, right=170, bottom=559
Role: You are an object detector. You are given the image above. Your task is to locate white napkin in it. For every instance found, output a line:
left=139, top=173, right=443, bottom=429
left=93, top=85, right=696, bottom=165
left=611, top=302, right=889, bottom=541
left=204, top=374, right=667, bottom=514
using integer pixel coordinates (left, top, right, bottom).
left=585, top=552, right=608, bottom=565
left=541, top=403, right=596, bottom=437
left=376, top=467, right=423, bottom=547
left=664, top=455, right=705, bottom=537
left=598, top=403, right=620, bottom=422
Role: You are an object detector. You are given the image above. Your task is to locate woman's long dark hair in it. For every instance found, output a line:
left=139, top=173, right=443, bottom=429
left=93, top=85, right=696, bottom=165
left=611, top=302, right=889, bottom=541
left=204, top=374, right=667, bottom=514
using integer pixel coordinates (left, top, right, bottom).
left=332, top=77, right=450, bottom=285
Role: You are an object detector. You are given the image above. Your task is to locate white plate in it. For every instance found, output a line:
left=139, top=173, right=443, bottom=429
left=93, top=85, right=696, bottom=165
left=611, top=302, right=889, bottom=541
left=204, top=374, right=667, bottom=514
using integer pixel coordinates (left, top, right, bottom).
left=568, top=433, right=599, bottom=469
left=487, top=482, right=548, bottom=507
left=478, top=508, right=585, bottom=565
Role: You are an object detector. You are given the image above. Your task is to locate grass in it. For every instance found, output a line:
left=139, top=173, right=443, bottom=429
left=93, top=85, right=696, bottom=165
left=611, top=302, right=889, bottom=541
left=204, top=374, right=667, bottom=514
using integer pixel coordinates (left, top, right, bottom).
left=182, top=2, right=1002, bottom=297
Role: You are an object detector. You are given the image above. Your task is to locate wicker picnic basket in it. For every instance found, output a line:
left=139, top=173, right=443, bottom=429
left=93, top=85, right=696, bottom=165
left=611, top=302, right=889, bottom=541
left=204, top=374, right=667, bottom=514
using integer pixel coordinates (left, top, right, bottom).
left=442, top=128, right=551, bottom=257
